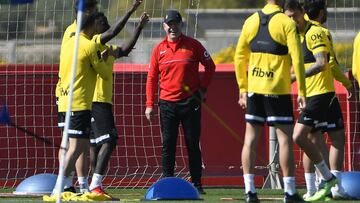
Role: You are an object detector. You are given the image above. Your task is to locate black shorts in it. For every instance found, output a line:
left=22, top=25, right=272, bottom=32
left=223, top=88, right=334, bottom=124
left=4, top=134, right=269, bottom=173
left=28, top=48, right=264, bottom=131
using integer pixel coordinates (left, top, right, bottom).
left=57, top=110, right=91, bottom=139
left=90, top=102, right=118, bottom=146
left=246, top=93, right=294, bottom=126
left=323, top=96, right=344, bottom=132
left=298, top=92, right=335, bottom=131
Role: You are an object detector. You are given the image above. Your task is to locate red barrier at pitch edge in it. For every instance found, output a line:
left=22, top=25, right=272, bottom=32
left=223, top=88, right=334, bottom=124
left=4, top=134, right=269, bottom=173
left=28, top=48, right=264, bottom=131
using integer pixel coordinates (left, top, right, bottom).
left=0, top=63, right=358, bottom=188
left=0, top=63, right=236, bottom=73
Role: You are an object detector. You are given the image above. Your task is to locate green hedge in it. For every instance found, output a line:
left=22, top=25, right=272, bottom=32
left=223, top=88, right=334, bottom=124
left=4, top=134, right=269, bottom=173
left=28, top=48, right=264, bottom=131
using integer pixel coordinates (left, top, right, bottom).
left=333, top=43, right=353, bottom=72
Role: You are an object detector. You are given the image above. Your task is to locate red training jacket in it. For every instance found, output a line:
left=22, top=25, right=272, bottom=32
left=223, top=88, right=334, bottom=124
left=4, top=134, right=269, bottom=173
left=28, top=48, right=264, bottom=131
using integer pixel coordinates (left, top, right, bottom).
left=146, top=34, right=216, bottom=108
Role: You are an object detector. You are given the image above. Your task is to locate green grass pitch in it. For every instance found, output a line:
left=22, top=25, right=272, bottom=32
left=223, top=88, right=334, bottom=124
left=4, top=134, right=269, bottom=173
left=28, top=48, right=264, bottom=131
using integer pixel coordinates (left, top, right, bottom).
left=0, top=188, right=359, bottom=202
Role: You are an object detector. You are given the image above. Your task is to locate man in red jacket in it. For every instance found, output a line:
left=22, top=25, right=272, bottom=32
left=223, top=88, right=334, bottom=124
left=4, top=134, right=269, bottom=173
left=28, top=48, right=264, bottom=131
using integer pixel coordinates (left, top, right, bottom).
left=145, top=9, right=216, bottom=195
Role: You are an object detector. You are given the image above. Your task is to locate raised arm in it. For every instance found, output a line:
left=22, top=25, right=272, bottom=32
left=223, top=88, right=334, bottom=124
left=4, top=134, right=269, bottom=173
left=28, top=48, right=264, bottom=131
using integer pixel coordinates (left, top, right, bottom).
left=112, top=12, right=149, bottom=58
left=100, top=0, right=143, bottom=44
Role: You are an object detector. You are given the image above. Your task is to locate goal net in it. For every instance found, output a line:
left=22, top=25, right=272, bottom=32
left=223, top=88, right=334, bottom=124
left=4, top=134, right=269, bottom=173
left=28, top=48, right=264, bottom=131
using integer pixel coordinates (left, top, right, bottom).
left=0, top=0, right=359, bottom=190
left=0, top=0, right=202, bottom=188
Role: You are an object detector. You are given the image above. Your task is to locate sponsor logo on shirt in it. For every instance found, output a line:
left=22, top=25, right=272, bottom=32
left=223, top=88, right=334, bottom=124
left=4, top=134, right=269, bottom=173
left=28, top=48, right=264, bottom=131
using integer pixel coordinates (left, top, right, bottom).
left=251, top=67, right=274, bottom=78
left=60, top=87, right=69, bottom=96
left=311, top=33, right=323, bottom=41
left=160, top=50, right=167, bottom=55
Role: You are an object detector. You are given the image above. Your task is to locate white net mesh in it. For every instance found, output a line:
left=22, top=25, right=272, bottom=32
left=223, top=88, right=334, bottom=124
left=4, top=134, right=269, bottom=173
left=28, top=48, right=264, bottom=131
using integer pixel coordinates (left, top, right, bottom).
left=0, top=0, right=359, bottom=189
left=0, top=0, right=202, bottom=188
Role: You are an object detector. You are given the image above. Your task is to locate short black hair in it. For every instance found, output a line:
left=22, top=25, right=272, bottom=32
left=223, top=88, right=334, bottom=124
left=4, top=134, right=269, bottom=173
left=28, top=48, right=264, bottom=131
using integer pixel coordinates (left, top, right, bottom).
left=303, top=0, right=326, bottom=20
left=95, top=12, right=105, bottom=18
left=74, top=0, right=98, bottom=12
left=80, top=11, right=97, bottom=30
left=284, top=0, right=303, bottom=11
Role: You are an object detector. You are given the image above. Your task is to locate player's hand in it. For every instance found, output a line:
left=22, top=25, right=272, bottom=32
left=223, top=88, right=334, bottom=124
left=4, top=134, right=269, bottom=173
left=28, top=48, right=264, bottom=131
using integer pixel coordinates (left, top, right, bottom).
left=139, top=12, right=150, bottom=28
left=145, top=107, right=153, bottom=121
left=297, top=96, right=306, bottom=112
left=238, top=92, right=247, bottom=109
left=347, top=86, right=354, bottom=99
left=105, top=46, right=116, bottom=58
left=101, top=49, right=110, bottom=61
left=130, top=0, right=142, bottom=12
left=198, top=88, right=207, bottom=102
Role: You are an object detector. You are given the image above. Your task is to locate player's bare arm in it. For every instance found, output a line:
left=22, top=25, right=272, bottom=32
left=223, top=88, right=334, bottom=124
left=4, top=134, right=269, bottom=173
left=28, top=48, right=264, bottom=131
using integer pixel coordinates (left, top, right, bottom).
left=238, top=92, right=247, bottom=109
left=100, top=0, right=143, bottom=44
left=292, top=52, right=328, bottom=82
left=100, top=46, right=113, bottom=61
left=305, top=52, right=328, bottom=76
left=199, top=88, right=207, bottom=102
left=347, top=86, right=354, bottom=99
left=113, top=12, right=150, bottom=58
left=297, top=95, right=306, bottom=112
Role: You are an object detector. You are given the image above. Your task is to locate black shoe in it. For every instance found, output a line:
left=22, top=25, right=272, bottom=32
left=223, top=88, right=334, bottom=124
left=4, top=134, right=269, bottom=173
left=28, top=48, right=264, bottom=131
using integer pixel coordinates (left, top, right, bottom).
left=284, top=193, right=306, bottom=203
left=245, top=192, right=260, bottom=203
left=193, top=183, right=206, bottom=194
left=64, top=186, right=76, bottom=193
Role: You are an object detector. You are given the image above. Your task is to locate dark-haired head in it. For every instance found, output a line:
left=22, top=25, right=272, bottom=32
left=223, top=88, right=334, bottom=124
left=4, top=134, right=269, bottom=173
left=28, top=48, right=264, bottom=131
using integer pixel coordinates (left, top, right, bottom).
left=284, top=0, right=303, bottom=12
left=94, top=12, right=110, bottom=34
left=74, top=0, right=98, bottom=13
left=272, top=0, right=286, bottom=8
left=303, top=0, right=327, bottom=23
left=73, top=0, right=99, bottom=25
left=80, top=11, right=97, bottom=30
left=284, top=0, right=306, bottom=30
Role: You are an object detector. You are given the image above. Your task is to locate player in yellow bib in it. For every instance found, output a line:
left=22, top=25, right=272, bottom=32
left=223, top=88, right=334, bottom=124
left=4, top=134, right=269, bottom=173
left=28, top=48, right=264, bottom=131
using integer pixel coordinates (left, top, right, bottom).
left=52, top=9, right=112, bottom=196
left=55, top=0, right=99, bottom=194
left=285, top=0, right=339, bottom=201
left=56, top=0, right=98, bottom=100
left=88, top=11, right=149, bottom=196
left=56, top=0, right=143, bottom=193
left=234, top=0, right=307, bottom=202
left=295, top=2, right=351, bottom=200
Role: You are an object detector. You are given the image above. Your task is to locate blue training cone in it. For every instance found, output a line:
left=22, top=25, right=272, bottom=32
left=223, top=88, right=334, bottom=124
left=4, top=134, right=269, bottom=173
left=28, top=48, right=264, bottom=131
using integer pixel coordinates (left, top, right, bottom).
left=341, top=171, right=360, bottom=199
left=145, top=177, right=201, bottom=200
left=0, top=0, right=34, bottom=4
left=11, top=0, right=34, bottom=3
left=0, top=105, right=11, bottom=124
left=13, top=173, right=57, bottom=195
